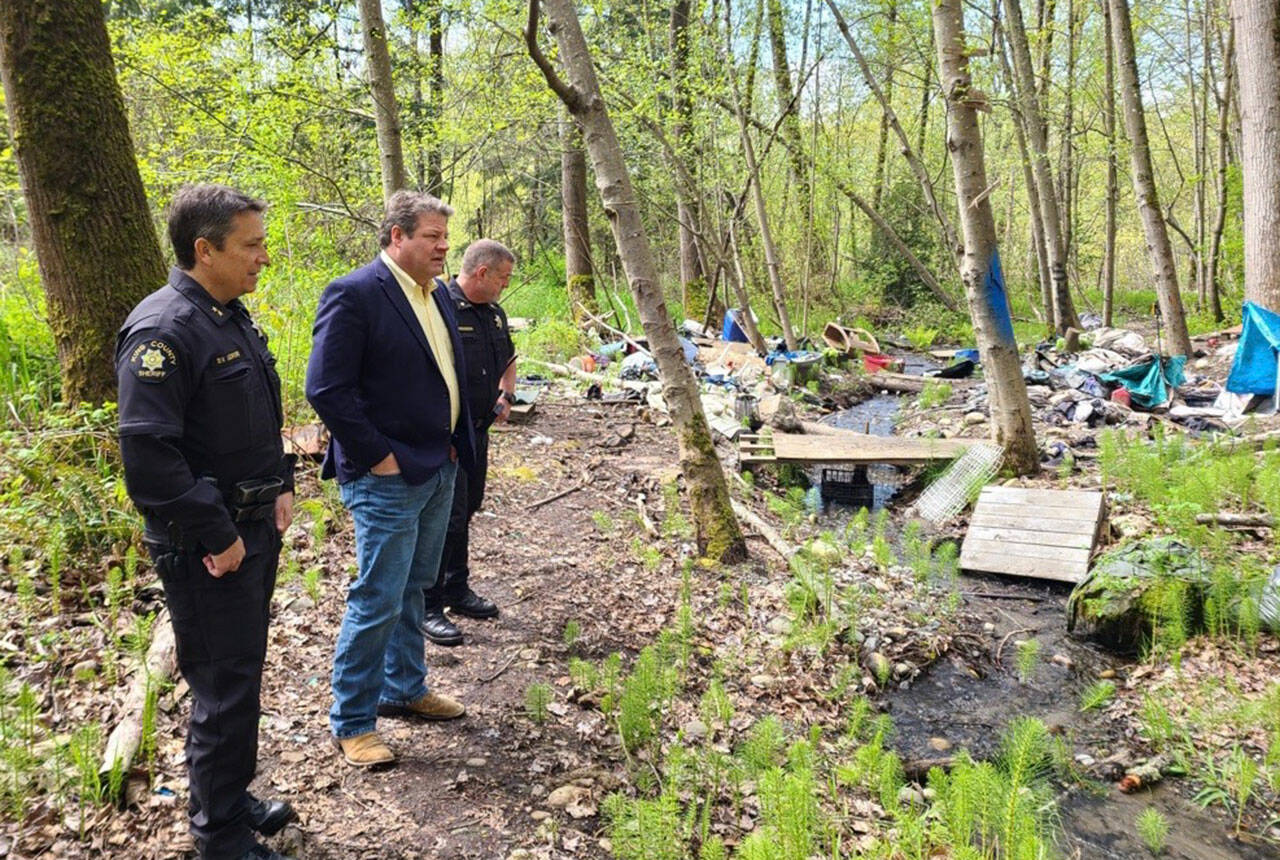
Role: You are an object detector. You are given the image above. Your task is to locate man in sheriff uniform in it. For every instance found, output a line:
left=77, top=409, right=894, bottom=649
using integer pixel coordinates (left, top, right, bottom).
left=116, top=185, right=297, bottom=860
left=421, top=239, right=517, bottom=646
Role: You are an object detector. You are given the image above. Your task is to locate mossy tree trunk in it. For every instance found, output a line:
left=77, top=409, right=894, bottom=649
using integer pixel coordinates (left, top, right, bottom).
left=560, top=113, right=597, bottom=324
left=0, top=0, right=165, bottom=406
left=528, top=0, right=747, bottom=563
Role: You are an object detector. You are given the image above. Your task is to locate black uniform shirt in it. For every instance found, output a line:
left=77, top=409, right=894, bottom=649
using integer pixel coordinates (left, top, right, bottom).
left=443, top=277, right=515, bottom=431
left=116, top=267, right=294, bottom=551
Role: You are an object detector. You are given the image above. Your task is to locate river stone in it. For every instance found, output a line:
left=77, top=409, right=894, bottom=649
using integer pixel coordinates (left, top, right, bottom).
left=547, top=784, right=590, bottom=808
left=897, top=786, right=925, bottom=807
left=809, top=539, right=842, bottom=566
left=1067, top=537, right=1211, bottom=654
left=766, top=616, right=792, bottom=635
left=866, top=652, right=892, bottom=683
left=963, top=412, right=987, bottom=426
left=682, top=719, right=708, bottom=741
left=928, top=737, right=952, bottom=752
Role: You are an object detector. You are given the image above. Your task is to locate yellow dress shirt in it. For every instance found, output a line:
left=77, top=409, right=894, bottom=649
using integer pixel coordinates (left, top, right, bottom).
left=380, top=250, right=460, bottom=430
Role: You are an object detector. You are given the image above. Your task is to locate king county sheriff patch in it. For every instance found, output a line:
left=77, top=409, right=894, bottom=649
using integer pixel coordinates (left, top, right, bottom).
left=128, top=339, right=178, bottom=382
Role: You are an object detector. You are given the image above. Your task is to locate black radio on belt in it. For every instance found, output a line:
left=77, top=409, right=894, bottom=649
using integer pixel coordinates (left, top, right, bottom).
left=231, top=476, right=284, bottom=522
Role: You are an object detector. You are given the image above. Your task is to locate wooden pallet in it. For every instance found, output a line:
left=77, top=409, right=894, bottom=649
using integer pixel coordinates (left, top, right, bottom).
left=960, top=486, right=1107, bottom=584
left=739, top=431, right=972, bottom=466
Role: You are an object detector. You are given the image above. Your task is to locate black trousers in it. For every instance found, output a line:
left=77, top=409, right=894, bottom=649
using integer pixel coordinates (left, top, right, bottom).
left=148, top=521, right=280, bottom=860
left=426, top=429, right=489, bottom=608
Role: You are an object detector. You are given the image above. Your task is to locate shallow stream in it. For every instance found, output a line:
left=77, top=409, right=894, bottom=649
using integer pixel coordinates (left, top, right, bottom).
left=819, top=388, right=1273, bottom=859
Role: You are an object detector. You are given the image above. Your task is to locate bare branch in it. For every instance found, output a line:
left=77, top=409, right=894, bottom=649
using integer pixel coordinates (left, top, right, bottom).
left=525, top=0, right=582, bottom=112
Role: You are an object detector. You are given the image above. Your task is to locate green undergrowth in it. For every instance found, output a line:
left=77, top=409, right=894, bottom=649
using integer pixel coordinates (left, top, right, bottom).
left=587, top=646, right=1066, bottom=860
left=1097, top=426, right=1275, bottom=652
left=565, top=511, right=1063, bottom=858
left=0, top=402, right=137, bottom=577
left=1096, top=426, right=1280, bottom=836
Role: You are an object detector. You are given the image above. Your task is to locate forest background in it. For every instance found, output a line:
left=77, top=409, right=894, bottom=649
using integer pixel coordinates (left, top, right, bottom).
left=0, top=0, right=1252, bottom=420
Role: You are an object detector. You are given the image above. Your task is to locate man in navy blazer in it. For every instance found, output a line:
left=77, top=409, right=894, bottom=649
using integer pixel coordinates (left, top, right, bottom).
left=306, top=190, right=475, bottom=767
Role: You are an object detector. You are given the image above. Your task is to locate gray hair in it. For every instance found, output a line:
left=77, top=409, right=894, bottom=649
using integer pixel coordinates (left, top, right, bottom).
left=168, top=184, right=266, bottom=269
left=460, top=239, right=515, bottom=275
left=378, top=190, right=454, bottom=248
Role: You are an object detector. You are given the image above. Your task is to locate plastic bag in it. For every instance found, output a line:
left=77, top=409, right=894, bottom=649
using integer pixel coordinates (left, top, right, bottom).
left=1262, top=563, right=1280, bottom=632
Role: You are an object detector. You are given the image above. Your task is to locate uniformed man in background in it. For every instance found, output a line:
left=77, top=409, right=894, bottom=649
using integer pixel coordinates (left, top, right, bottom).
left=116, top=185, right=297, bottom=860
left=421, top=239, right=517, bottom=646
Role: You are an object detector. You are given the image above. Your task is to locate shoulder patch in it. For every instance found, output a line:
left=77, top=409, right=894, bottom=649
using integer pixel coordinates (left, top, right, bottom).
left=128, top=339, right=178, bottom=383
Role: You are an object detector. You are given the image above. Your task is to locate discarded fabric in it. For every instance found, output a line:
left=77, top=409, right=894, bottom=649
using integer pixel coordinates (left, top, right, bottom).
left=1225, top=301, right=1280, bottom=396
left=1098, top=355, right=1186, bottom=409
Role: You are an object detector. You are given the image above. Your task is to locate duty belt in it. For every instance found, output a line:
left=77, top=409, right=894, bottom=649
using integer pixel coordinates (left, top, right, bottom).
left=229, top=476, right=284, bottom=522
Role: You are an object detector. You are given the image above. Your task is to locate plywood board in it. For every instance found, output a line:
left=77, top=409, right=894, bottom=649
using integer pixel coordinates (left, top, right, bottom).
left=766, top=431, right=971, bottom=465
left=960, top=486, right=1106, bottom=584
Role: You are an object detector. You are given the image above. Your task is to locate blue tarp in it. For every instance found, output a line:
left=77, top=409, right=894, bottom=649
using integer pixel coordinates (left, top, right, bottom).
left=1098, top=355, right=1186, bottom=409
left=1226, top=302, right=1280, bottom=395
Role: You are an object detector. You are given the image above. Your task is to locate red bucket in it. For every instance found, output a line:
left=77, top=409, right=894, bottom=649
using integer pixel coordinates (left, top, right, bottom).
left=863, top=353, right=897, bottom=373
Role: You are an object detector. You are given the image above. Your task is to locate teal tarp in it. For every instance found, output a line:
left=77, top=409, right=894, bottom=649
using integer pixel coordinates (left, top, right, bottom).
left=1225, top=302, right=1280, bottom=395
left=1098, top=355, right=1186, bottom=408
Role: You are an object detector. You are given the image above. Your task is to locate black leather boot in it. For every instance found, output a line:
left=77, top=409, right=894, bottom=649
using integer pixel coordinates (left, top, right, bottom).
left=421, top=607, right=463, bottom=645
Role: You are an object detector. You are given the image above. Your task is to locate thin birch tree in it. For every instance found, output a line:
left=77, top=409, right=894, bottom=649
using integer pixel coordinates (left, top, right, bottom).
left=933, top=0, right=1039, bottom=474
left=357, top=0, right=408, bottom=200
left=527, top=0, right=747, bottom=562
left=1110, top=0, right=1193, bottom=355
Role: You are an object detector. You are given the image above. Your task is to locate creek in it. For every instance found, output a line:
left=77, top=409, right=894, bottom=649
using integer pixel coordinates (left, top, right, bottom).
left=818, top=388, right=1273, bottom=859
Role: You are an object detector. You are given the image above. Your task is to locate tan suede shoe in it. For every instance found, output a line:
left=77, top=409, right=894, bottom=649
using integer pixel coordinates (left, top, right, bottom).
left=334, top=731, right=396, bottom=768
left=375, top=692, right=466, bottom=721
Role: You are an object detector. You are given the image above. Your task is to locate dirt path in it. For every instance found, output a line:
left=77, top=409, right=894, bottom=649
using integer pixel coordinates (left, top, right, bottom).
left=114, top=397, right=708, bottom=859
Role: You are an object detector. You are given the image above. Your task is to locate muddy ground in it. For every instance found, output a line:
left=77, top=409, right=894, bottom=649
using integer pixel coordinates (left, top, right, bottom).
left=6, top=347, right=1280, bottom=858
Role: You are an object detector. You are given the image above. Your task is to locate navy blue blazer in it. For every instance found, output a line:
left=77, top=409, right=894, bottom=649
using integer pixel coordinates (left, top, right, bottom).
left=305, top=256, right=476, bottom=485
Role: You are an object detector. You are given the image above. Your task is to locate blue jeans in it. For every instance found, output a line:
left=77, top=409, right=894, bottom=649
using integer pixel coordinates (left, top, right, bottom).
left=331, top=464, right=456, bottom=739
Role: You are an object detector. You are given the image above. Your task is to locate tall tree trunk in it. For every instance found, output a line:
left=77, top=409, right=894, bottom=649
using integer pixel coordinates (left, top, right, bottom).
left=1192, top=0, right=1209, bottom=308
left=916, top=25, right=933, bottom=158
left=1232, top=0, right=1280, bottom=311
left=1005, top=0, right=1079, bottom=333
left=765, top=0, right=812, bottom=202
left=764, top=0, right=827, bottom=294
left=425, top=0, right=445, bottom=196
left=560, top=113, right=596, bottom=323
left=1207, top=19, right=1234, bottom=321
left=826, top=0, right=960, bottom=261
left=0, top=0, right=166, bottom=405
left=995, top=14, right=1054, bottom=328
left=728, top=86, right=798, bottom=350
left=1059, top=0, right=1077, bottom=281
left=528, top=0, right=747, bottom=563
left=870, top=0, right=897, bottom=212
left=670, top=0, right=707, bottom=316
left=357, top=0, right=407, bottom=200
left=1111, top=0, right=1194, bottom=355
left=933, top=0, right=1039, bottom=475
left=1102, top=0, right=1119, bottom=326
